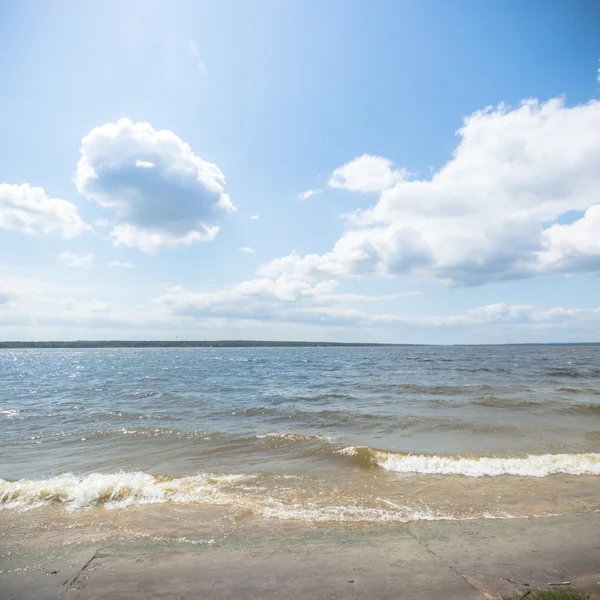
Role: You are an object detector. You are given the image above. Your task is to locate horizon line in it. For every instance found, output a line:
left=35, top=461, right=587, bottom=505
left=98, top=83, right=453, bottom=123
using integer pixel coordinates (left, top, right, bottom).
left=0, top=340, right=599, bottom=348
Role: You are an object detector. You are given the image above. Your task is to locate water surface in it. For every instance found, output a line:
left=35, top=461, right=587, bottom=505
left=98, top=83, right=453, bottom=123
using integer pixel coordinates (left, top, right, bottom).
left=1, top=346, right=599, bottom=529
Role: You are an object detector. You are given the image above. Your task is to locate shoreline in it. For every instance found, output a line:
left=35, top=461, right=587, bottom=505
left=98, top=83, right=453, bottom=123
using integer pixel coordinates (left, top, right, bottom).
left=2, top=512, right=599, bottom=600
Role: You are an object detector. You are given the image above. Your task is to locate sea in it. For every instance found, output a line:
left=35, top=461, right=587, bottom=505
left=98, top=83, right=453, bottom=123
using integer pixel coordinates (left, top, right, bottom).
left=1, top=345, right=600, bottom=546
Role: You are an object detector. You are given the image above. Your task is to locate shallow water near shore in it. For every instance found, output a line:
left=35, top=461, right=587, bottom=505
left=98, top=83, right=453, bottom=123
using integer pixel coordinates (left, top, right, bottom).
left=1, top=345, right=600, bottom=534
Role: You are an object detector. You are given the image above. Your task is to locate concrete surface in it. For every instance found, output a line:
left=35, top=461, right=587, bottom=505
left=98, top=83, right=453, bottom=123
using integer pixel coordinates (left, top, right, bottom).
left=1, top=513, right=599, bottom=600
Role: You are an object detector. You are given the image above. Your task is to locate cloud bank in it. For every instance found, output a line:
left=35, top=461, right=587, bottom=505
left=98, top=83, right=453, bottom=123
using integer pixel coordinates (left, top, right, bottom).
left=266, top=98, right=600, bottom=285
left=157, top=276, right=419, bottom=327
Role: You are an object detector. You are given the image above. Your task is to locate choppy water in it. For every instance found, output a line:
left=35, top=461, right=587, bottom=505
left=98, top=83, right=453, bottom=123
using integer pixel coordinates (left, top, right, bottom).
left=1, top=346, right=600, bottom=528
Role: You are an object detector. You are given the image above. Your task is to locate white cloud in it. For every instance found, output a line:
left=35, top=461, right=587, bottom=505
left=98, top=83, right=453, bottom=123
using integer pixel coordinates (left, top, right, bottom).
left=58, top=252, right=94, bottom=268
left=386, top=303, right=600, bottom=328
left=265, top=97, right=600, bottom=285
left=156, top=273, right=600, bottom=332
left=109, top=224, right=219, bottom=253
left=238, top=246, right=255, bottom=254
left=108, top=261, right=135, bottom=268
left=75, top=118, right=235, bottom=253
left=159, top=277, right=339, bottom=312
left=537, top=205, right=600, bottom=273
left=0, top=183, right=88, bottom=238
left=328, top=154, right=406, bottom=193
left=156, top=275, right=419, bottom=327
left=0, top=272, right=133, bottom=335
left=250, top=214, right=260, bottom=221
left=188, top=40, right=207, bottom=75
left=297, top=189, right=322, bottom=201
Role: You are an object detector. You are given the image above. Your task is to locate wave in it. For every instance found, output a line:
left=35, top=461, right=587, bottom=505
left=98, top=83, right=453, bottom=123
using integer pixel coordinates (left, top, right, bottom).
left=470, top=395, right=545, bottom=409
left=337, top=447, right=600, bottom=477
left=556, top=386, right=600, bottom=396
left=387, top=383, right=491, bottom=395
left=563, top=403, right=600, bottom=415
left=3, top=451, right=600, bottom=518
left=295, top=393, right=357, bottom=402
left=546, top=368, right=600, bottom=379
left=0, top=471, right=480, bottom=523
left=395, top=419, right=520, bottom=435
left=0, top=472, right=251, bottom=511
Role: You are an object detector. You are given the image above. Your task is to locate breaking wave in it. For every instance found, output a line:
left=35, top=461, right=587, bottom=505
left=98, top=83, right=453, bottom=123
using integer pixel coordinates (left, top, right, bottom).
left=0, top=471, right=484, bottom=522
left=0, top=472, right=251, bottom=511
left=337, top=447, right=600, bottom=477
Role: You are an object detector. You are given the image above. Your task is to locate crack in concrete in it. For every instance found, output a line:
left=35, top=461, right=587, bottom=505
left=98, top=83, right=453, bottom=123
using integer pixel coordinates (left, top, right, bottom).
left=64, top=551, right=98, bottom=591
left=406, top=525, right=494, bottom=600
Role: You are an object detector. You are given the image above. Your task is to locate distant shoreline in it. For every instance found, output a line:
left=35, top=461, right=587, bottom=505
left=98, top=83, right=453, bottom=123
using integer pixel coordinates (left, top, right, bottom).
left=0, top=340, right=598, bottom=348
left=0, top=340, right=400, bottom=349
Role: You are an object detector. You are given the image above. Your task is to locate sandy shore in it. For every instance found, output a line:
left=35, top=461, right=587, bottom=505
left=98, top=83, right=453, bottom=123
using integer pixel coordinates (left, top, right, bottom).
left=2, top=512, right=600, bottom=600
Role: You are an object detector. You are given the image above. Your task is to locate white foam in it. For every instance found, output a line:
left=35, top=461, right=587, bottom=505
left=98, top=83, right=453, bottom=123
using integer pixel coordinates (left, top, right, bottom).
left=0, top=471, right=454, bottom=522
left=258, top=501, right=451, bottom=523
left=255, top=433, right=311, bottom=441
left=373, top=451, right=600, bottom=477
left=255, top=433, right=336, bottom=443
left=0, top=472, right=254, bottom=511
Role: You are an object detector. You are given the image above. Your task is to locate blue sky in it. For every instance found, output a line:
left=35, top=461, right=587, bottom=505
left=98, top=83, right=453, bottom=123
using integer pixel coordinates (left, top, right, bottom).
left=1, top=0, right=599, bottom=343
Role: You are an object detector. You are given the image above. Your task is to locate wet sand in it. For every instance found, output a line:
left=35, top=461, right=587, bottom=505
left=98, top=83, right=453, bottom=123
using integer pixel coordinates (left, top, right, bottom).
left=2, top=512, right=600, bottom=600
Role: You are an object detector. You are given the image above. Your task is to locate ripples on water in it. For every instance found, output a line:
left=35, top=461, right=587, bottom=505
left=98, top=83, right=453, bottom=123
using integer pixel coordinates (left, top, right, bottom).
left=1, top=346, right=600, bottom=524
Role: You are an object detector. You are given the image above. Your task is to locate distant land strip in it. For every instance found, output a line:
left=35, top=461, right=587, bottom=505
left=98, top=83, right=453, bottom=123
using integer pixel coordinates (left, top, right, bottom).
left=0, top=340, right=402, bottom=349
left=0, top=341, right=598, bottom=349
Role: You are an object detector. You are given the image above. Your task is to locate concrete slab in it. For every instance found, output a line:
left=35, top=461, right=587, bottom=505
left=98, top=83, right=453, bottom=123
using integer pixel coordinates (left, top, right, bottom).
left=66, top=533, right=482, bottom=600
left=408, top=513, right=600, bottom=598
left=0, top=548, right=98, bottom=600
left=2, top=514, right=600, bottom=600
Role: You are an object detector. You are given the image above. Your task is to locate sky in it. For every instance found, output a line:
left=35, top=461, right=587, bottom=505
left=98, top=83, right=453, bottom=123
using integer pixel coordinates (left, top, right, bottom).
left=1, top=0, right=600, bottom=344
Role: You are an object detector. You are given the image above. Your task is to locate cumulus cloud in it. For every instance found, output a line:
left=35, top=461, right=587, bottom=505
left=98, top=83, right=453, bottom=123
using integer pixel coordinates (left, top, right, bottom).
left=58, top=252, right=94, bottom=268
left=0, top=183, right=88, bottom=238
left=108, top=261, right=135, bottom=268
left=328, top=154, right=406, bottom=193
left=538, top=205, right=600, bottom=273
left=238, top=246, right=255, bottom=254
left=297, top=189, right=322, bottom=201
left=75, top=118, right=235, bottom=253
left=266, top=97, right=600, bottom=285
left=250, top=214, right=260, bottom=221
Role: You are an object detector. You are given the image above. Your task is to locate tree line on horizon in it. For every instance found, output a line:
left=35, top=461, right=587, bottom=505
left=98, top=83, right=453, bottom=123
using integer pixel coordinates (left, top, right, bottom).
left=0, top=340, right=397, bottom=349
